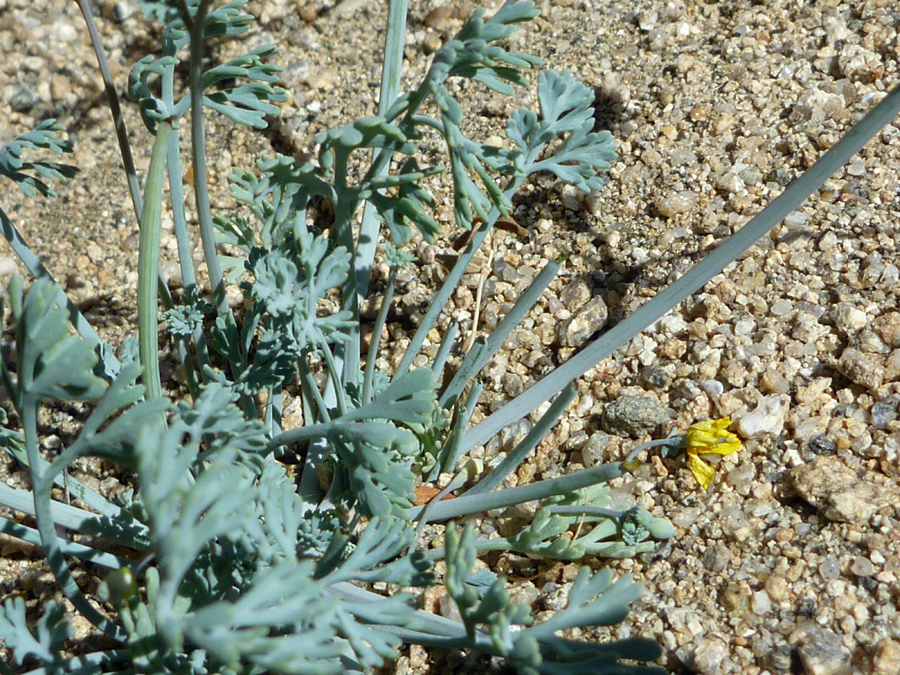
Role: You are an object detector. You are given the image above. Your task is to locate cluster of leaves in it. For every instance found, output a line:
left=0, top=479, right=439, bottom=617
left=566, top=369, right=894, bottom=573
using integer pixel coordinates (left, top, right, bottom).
left=0, top=1, right=673, bottom=674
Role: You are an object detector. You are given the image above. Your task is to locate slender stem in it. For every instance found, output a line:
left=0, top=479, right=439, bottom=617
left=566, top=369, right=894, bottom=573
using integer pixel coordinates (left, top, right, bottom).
left=165, top=133, right=199, bottom=293
left=406, top=461, right=626, bottom=522
left=74, top=0, right=142, bottom=221
left=546, top=505, right=624, bottom=518
left=187, top=0, right=229, bottom=317
left=362, top=270, right=396, bottom=404
left=265, top=384, right=283, bottom=436
left=626, top=436, right=684, bottom=464
left=22, top=403, right=125, bottom=640
left=138, top=120, right=173, bottom=404
left=352, top=0, right=409, bottom=301
left=75, top=0, right=176, bottom=317
left=320, top=0, right=412, bottom=466
left=461, top=75, right=900, bottom=455
left=464, top=383, right=576, bottom=497
left=0, top=517, right=129, bottom=569
left=320, top=343, right=348, bottom=417
left=298, top=358, right=330, bottom=424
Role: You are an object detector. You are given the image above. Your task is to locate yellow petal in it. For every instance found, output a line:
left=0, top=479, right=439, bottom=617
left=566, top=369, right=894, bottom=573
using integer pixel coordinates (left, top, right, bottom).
left=686, top=417, right=741, bottom=456
left=687, top=453, right=716, bottom=490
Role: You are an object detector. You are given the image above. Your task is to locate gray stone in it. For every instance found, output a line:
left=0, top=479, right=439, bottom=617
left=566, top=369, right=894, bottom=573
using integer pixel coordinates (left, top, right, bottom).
left=581, top=431, right=610, bottom=467
left=557, top=296, right=608, bottom=348
left=601, top=396, right=668, bottom=437
left=790, top=622, right=850, bottom=675
left=559, top=278, right=592, bottom=308
left=850, top=555, right=876, bottom=577
left=832, top=302, right=868, bottom=334
left=766, top=643, right=793, bottom=673
left=751, top=590, right=771, bottom=616
left=871, top=400, right=898, bottom=429
left=701, top=542, right=732, bottom=572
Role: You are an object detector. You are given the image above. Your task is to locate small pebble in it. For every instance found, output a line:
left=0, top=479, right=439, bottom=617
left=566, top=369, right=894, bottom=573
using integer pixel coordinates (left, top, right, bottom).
left=838, top=347, right=884, bottom=390
left=766, top=643, right=793, bottom=672
left=691, top=637, right=728, bottom=674
left=735, top=394, right=789, bottom=438
left=873, top=639, right=900, bottom=675
left=0, top=256, right=16, bottom=277
left=791, top=456, right=898, bottom=524
left=850, top=555, right=875, bottom=577
left=656, top=190, right=698, bottom=217
left=751, top=590, right=771, bottom=615
left=765, top=575, right=789, bottom=602
left=557, top=296, right=608, bottom=348
left=581, top=432, right=610, bottom=467
left=871, top=401, right=898, bottom=429
left=818, top=558, right=840, bottom=580
left=832, top=303, right=868, bottom=334
left=791, top=623, right=850, bottom=675
left=601, top=395, right=668, bottom=437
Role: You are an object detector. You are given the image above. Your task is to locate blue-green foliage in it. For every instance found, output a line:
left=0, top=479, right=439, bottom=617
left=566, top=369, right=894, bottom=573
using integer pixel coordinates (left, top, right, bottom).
left=129, top=0, right=286, bottom=131
left=508, top=486, right=677, bottom=560
left=444, top=525, right=666, bottom=675
left=0, top=120, right=78, bottom=198
left=0, top=598, right=72, bottom=673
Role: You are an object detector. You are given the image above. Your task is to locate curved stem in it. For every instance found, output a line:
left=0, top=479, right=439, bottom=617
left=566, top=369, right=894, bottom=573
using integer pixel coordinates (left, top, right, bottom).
left=138, top=120, right=173, bottom=404
left=22, top=402, right=125, bottom=640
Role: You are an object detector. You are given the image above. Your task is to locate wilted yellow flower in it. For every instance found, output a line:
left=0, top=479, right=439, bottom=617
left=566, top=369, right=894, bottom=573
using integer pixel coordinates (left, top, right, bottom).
left=685, top=417, right=741, bottom=490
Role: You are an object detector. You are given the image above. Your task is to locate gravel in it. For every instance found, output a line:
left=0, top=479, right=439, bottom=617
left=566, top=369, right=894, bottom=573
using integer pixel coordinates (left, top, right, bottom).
left=1, top=0, right=899, bottom=674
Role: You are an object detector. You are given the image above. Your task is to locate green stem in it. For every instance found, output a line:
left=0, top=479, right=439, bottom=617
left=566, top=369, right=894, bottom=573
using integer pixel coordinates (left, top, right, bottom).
left=362, top=270, right=396, bottom=404
left=406, top=461, right=626, bottom=522
left=138, top=120, right=173, bottom=404
left=187, top=0, right=229, bottom=317
left=298, top=358, right=330, bottom=424
left=22, top=402, right=125, bottom=640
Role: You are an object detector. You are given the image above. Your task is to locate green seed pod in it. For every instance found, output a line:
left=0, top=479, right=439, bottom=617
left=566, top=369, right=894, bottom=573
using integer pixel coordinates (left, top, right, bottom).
left=100, top=568, right=138, bottom=605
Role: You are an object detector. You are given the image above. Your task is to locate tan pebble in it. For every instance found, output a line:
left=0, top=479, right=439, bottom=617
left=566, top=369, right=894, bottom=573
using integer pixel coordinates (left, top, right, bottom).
left=424, top=4, right=455, bottom=30
left=873, top=638, right=900, bottom=675
left=422, top=33, right=443, bottom=55
left=851, top=602, right=869, bottom=626
left=765, top=575, right=789, bottom=602
left=655, top=190, right=698, bottom=217
left=732, top=525, right=753, bottom=542
left=774, top=528, right=794, bottom=543
left=873, top=312, right=900, bottom=347
left=50, top=73, right=71, bottom=100
left=883, top=349, right=900, bottom=382
left=720, top=581, right=751, bottom=613
left=760, top=369, right=790, bottom=394
left=298, top=2, right=318, bottom=22
left=307, top=68, right=337, bottom=90
left=837, top=347, right=884, bottom=390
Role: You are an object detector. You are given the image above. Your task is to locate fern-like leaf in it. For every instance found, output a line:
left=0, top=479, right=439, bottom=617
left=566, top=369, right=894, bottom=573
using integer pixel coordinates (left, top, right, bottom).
left=0, top=120, right=78, bottom=198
